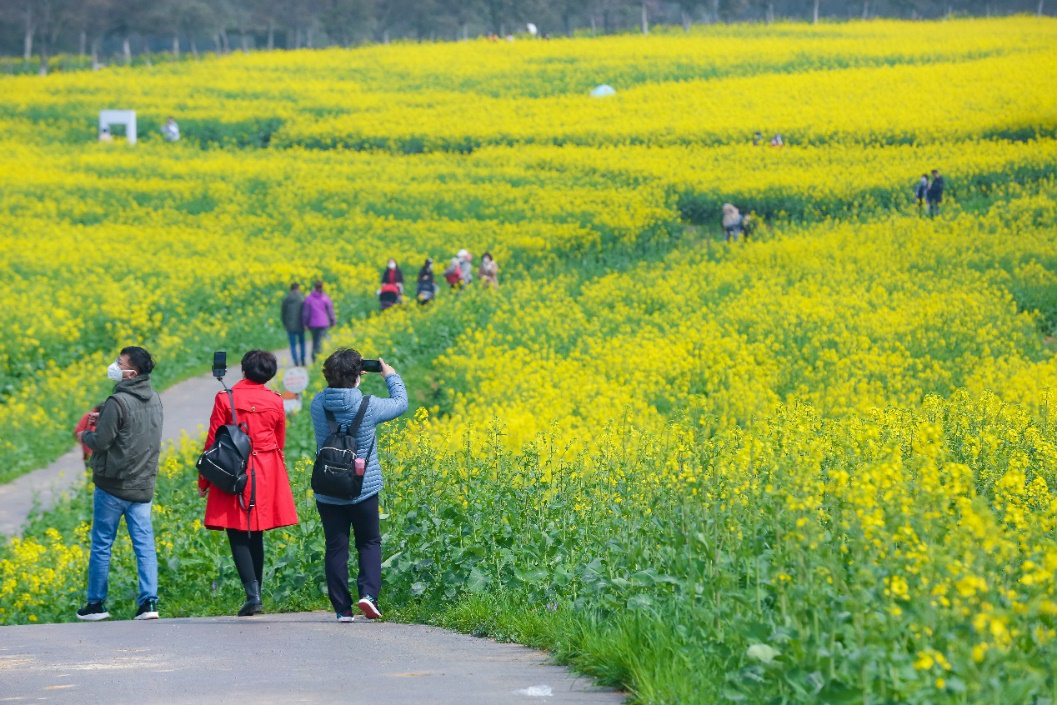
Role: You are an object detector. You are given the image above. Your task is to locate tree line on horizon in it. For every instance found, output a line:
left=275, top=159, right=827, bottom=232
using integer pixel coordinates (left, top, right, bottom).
left=0, top=0, right=1049, bottom=73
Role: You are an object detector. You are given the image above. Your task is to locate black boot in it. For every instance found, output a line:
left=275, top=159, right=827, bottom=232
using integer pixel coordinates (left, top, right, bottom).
left=238, top=580, right=263, bottom=617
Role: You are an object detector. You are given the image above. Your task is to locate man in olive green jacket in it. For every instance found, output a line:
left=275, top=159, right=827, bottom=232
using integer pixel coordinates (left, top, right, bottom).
left=282, top=282, right=306, bottom=366
left=76, top=346, right=164, bottom=622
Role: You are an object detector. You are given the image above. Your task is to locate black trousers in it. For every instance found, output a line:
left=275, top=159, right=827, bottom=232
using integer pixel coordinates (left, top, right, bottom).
left=317, top=495, right=381, bottom=613
left=226, top=529, right=264, bottom=587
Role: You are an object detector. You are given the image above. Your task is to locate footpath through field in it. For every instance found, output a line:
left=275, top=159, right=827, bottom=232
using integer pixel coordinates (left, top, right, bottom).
left=0, top=354, right=625, bottom=702
left=0, top=612, right=624, bottom=704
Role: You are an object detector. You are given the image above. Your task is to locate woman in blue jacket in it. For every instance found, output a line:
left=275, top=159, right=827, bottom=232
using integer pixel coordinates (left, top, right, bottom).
left=310, top=348, right=408, bottom=621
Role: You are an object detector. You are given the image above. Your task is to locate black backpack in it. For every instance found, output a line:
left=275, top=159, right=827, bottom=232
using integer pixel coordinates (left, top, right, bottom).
left=312, top=396, right=373, bottom=500
left=196, top=388, right=255, bottom=512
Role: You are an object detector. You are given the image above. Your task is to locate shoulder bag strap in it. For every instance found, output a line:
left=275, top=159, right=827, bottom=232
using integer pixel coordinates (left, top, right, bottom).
left=323, top=407, right=340, bottom=433
left=226, top=386, right=255, bottom=528
left=225, top=387, right=238, bottom=426
left=348, top=395, right=371, bottom=436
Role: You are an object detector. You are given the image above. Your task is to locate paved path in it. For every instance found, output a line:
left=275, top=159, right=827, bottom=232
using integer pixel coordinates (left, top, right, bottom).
left=0, top=612, right=624, bottom=704
left=0, top=352, right=287, bottom=537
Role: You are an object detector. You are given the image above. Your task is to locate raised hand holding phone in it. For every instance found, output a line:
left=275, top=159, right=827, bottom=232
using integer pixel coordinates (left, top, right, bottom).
left=378, top=358, right=395, bottom=378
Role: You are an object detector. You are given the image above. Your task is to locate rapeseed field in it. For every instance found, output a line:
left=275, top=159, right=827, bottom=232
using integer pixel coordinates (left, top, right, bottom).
left=1, top=17, right=1056, bottom=704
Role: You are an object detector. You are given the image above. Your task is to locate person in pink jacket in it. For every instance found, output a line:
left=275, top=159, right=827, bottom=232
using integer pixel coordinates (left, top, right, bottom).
left=302, top=280, right=336, bottom=363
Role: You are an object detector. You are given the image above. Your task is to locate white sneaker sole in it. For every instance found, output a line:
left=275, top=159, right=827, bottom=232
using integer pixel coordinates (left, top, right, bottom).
left=134, top=612, right=159, bottom=620
left=77, top=612, right=110, bottom=622
left=337, top=615, right=355, bottom=623
left=357, top=599, right=382, bottom=620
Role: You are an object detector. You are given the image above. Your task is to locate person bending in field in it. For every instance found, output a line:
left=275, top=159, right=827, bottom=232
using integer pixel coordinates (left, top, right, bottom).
left=479, top=252, right=499, bottom=289
left=416, top=258, right=437, bottom=305
left=926, top=169, right=945, bottom=217
left=914, top=174, right=929, bottom=213
left=76, top=346, right=163, bottom=622
left=377, top=258, right=404, bottom=311
left=161, top=116, right=180, bottom=142
left=199, top=350, right=298, bottom=617
left=443, top=256, right=463, bottom=290
left=311, top=349, right=407, bottom=622
left=722, top=203, right=745, bottom=242
left=458, top=249, right=474, bottom=287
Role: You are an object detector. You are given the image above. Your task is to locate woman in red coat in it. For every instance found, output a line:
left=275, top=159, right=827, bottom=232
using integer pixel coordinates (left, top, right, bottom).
left=199, top=350, right=298, bottom=616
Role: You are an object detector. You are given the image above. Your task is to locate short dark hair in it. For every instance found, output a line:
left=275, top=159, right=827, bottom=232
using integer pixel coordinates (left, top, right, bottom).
left=120, top=346, right=154, bottom=375
left=290, top=282, right=300, bottom=290
left=241, top=350, right=277, bottom=384
left=323, top=348, right=363, bottom=388
left=314, top=280, right=324, bottom=291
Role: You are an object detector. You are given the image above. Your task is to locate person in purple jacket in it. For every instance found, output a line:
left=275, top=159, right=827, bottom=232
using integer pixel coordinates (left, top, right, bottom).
left=302, top=280, right=336, bottom=363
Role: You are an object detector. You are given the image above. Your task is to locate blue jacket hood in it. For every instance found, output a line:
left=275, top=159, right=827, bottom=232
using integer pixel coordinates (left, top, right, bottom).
left=321, top=386, right=362, bottom=413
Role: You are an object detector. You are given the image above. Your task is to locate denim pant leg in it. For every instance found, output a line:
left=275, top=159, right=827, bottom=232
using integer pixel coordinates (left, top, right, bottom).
left=87, top=488, right=125, bottom=603
left=288, top=331, right=300, bottom=366
left=297, top=332, right=306, bottom=366
left=124, top=500, right=158, bottom=604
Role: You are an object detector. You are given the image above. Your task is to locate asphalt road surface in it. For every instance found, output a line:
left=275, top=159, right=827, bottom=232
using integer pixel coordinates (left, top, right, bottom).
left=0, top=612, right=625, bottom=704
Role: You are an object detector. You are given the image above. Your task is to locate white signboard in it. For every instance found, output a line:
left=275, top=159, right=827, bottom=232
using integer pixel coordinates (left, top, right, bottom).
left=99, top=110, right=137, bottom=144
left=282, top=366, right=310, bottom=395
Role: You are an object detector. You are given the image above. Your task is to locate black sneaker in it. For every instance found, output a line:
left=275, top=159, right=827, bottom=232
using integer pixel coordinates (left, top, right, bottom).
left=76, top=602, right=110, bottom=621
left=134, top=598, right=159, bottom=620
left=357, top=596, right=382, bottom=620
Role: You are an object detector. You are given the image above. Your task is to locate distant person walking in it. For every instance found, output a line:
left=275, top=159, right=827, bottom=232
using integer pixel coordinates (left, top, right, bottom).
left=416, top=258, right=437, bottom=305
left=378, top=258, right=404, bottom=311
left=303, top=281, right=336, bottom=363
left=75, top=346, right=163, bottom=622
left=310, top=349, right=408, bottom=622
left=281, top=282, right=306, bottom=367
left=926, top=169, right=945, bottom=217
left=161, top=116, right=180, bottom=142
left=914, top=174, right=929, bottom=212
left=199, top=350, right=298, bottom=617
left=479, top=252, right=499, bottom=289
left=722, top=203, right=744, bottom=242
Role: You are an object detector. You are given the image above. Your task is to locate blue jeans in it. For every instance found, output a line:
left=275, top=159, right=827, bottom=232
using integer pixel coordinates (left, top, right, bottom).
left=309, top=326, right=328, bottom=362
left=288, top=330, right=306, bottom=366
left=87, top=487, right=158, bottom=605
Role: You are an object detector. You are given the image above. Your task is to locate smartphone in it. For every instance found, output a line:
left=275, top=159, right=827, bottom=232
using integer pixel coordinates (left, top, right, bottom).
left=212, top=351, right=227, bottom=379
left=361, top=359, right=382, bottom=373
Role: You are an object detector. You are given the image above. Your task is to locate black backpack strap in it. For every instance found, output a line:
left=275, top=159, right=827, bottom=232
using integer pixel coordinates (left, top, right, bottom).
left=323, top=407, right=340, bottom=433
left=348, top=395, right=372, bottom=436
left=225, top=385, right=254, bottom=532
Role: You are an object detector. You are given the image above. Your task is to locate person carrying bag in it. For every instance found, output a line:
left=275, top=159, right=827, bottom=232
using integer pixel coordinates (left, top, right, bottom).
left=197, top=351, right=299, bottom=617
left=310, top=348, right=407, bottom=622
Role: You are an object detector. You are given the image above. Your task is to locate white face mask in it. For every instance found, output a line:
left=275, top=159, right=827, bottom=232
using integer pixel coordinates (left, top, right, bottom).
left=107, top=361, right=128, bottom=382
left=387, top=262, right=396, bottom=270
